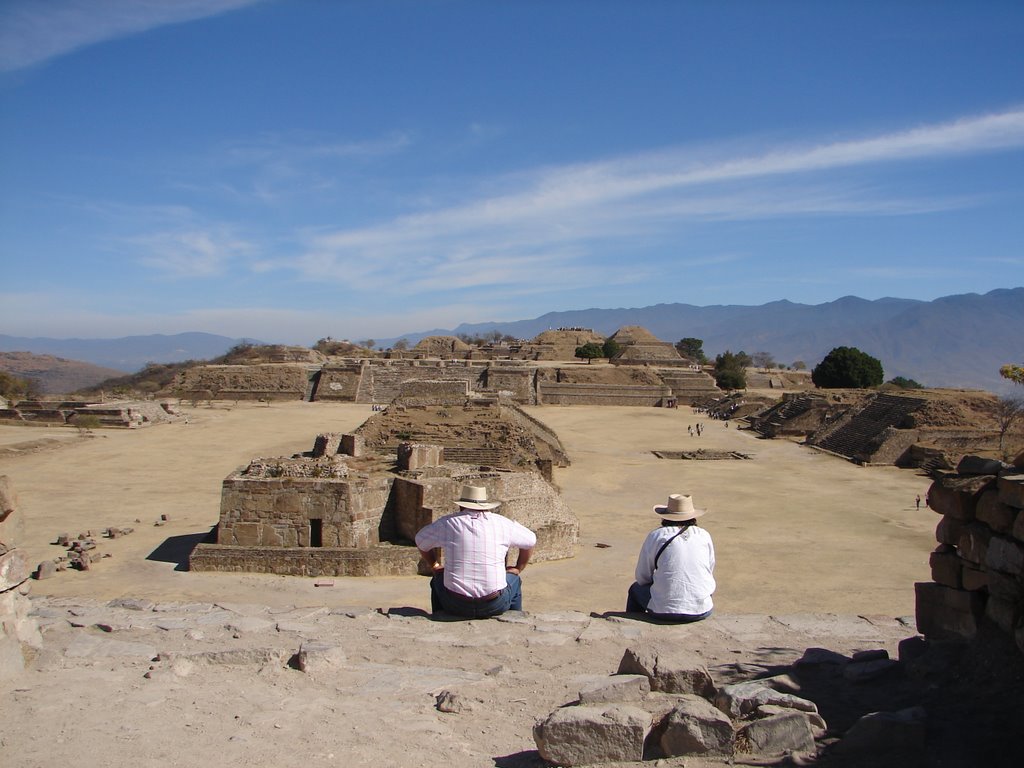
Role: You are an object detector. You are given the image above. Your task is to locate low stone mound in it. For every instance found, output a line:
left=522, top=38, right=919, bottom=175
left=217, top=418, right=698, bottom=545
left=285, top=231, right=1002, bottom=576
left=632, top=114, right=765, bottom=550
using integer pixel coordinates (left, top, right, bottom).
left=412, top=336, right=473, bottom=357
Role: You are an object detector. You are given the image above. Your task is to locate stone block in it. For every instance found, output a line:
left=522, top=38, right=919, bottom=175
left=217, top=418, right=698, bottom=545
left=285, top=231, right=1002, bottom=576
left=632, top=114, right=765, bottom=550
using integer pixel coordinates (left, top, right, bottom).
left=311, top=433, right=342, bottom=458
left=737, top=710, right=815, bottom=756
left=34, top=560, right=57, bottom=580
left=294, top=641, right=347, bottom=674
left=533, top=705, right=651, bottom=766
left=0, top=548, right=30, bottom=591
left=756, top=705, right=827, bottom=738
left=578, top=674, right=651, bottom=704
left=915, top=582, right=984, bottom=641
left=987, top=570, right=1022, bottom=601
left=956, top=455, right=1008, bottom=476
left=961, top=565, right=988, bottom=592
left=928, top=474, right=995, bottom=521
left=985, top=596, right=1020, bottom=635
left=714, top=681, right=818, bottom=719
left=340, top=433, right=365, bottom=457
left=835, top=707, right=926, bottom=755
left=397, top=443, right=443, bottom=470
left=231, top=523, right=261, bottom=546
left=998, top=474, right=1024, bottom=510
left=957, top=523, right=992, bottom=566
left=935, top=515, right=965, bottom=546
left=976, top=489, right=1017, bottom=533
left=659, top=695, right=735, bottom=757
left=929, top=549, right=961, bottom=588
left=617, top=644, right=716, bottom=698
left=986, top=536, right=1024, bottom=576
left=0, top=476, right=26, bottom=553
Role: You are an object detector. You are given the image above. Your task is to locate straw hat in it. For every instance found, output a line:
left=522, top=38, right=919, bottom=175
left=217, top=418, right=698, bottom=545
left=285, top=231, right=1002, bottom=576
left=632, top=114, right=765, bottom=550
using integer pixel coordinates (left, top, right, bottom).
left=653, top=493, right=707, bottom=521
left=457, top=484, right=500, bottom=510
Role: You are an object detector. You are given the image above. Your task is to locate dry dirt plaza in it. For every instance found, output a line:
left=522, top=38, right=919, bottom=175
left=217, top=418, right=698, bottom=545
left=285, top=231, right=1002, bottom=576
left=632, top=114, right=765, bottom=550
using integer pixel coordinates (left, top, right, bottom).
left=0, top=401, right=944, bottom=768
left=2, top=400, right=935, bottom=617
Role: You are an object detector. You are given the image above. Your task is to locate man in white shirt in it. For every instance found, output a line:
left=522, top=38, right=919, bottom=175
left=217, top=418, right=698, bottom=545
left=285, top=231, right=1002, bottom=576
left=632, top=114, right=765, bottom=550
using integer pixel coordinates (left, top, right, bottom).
left=626, top=493, right=716, bottom=622
left=415, top=485, right=537, bottom=618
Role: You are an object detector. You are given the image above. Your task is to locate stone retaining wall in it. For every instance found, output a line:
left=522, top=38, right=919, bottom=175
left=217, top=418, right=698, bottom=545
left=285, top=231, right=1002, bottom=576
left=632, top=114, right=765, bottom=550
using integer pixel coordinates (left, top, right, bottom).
left=189, top=542, right=420, bottom=576
left=538, top=382, right=671, bottom=406
left=916, top=456, right=1024, bottom=655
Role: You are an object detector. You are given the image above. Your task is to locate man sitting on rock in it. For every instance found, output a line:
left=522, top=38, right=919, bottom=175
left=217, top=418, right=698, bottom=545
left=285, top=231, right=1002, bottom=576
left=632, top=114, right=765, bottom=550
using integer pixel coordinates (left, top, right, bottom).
left=415, top=485, right=536, bottom=618
left=626, top=493, right=716, bottom=622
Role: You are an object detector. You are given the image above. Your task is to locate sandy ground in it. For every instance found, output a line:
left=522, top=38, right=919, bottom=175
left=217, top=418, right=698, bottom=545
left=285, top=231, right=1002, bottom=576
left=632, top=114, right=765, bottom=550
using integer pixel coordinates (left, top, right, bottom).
left=0, top=402, right=950, bottom=768
left=1, top=401, right=935, bottom=617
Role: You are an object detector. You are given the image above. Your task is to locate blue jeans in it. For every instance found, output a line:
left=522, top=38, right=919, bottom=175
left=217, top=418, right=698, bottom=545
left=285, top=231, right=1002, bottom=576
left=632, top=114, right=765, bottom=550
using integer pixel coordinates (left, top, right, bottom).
left=430, top=572, right=523, bottom=618
left=626, top=582, right=712, bottom=623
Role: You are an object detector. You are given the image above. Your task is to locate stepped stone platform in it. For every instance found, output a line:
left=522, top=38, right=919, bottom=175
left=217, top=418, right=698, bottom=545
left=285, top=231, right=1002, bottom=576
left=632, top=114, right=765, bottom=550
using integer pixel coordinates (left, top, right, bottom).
left=809, top=393, right=927, bottom=464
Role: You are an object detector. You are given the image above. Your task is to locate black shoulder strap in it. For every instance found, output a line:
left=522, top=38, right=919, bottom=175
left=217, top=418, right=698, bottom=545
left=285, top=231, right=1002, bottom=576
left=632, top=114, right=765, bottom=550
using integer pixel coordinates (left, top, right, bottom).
left=653, top=530, right=685, bottom=571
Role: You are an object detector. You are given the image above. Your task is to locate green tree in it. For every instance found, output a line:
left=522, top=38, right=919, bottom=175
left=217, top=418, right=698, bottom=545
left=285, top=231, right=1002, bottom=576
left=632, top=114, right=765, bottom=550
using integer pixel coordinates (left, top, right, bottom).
left=574, top=342, right=604, bottom=364
left=602, top=338, right=622, bottom=360
left=713, top=350, right=747, bottom=390
left=812, top=346, right=884, bottom=389
left=1001, top=364, right=1024, bottom=386
left=792, top=360, right=807, bottom=371
left=675, top=337, right=708, bottom=364
left=887, top=376, right=923, bottom=390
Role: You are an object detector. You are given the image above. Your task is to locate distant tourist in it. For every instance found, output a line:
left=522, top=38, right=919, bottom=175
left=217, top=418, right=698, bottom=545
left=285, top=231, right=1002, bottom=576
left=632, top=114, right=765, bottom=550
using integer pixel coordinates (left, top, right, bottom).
left=415, top=485, right=536, bottom=618
left=626, top=494, right=716, bottom=623
left=916, top=494, right=921, bottom=510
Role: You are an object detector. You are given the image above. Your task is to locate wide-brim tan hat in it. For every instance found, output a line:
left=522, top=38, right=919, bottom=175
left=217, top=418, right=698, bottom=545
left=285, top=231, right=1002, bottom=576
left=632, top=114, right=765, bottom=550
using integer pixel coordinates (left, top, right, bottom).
left=653, top=493, right=707, bottom=521
left=457, top=484, right=500, bottom=510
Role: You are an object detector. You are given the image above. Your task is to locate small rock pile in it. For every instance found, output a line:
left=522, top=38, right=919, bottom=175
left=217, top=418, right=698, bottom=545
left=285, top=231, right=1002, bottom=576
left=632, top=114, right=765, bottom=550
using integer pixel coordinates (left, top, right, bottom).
left=533, top=642, right=924, bottom=765
left=36, top=525, right=138, bottom=578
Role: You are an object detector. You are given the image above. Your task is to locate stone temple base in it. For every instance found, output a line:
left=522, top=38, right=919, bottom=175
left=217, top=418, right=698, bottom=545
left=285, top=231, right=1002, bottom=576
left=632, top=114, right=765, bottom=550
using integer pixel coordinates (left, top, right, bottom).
left=189, top=542, right=421, bottom=577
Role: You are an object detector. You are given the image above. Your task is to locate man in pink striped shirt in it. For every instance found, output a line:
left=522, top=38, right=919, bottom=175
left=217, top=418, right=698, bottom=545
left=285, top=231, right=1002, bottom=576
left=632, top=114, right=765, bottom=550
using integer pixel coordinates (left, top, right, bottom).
left=415, top=485, right=537, bottom=618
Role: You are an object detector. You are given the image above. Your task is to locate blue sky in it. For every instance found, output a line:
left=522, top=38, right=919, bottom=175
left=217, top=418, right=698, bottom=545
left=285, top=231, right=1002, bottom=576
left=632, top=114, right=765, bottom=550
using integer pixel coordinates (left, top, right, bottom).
left=1, top=0, right=1022, bottom=344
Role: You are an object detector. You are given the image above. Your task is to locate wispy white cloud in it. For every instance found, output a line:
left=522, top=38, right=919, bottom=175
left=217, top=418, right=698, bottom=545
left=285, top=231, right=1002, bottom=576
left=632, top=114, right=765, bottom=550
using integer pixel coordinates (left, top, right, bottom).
left=0, top=0, right=265, bottom=73
left=129, top=227, right=255, bottom=278
left=287, top=108, right=1024, bottom=295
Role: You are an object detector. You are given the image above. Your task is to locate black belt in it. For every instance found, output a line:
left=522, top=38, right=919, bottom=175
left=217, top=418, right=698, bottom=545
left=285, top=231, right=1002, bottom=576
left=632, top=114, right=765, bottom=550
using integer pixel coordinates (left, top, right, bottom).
left=448, top=588, right=502, bottom=603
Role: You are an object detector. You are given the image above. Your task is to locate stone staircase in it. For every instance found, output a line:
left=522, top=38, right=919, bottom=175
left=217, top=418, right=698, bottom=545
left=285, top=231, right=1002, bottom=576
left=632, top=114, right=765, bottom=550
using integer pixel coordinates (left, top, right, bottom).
left=658, top=369, right=721, bottom=403
left=810, top=393, right=927, bottom=462
left=748, top=393, right=819, bottom=437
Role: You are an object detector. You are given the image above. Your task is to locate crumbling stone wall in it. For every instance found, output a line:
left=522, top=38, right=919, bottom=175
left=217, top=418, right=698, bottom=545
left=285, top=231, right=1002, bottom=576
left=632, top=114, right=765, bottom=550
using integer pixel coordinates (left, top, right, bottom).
left=216, top=471, right=391, bottom=549
left=173, top=364, right=309, bottom=401
left=917, top=456, right=1024, bottom=655
left=539, top=382, right=672, bottom=406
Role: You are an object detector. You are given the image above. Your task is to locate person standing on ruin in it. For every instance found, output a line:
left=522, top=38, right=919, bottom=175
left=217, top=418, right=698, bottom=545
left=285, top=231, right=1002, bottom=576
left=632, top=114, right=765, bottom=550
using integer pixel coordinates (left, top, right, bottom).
left=415, top=485, right=537, bottom=619
left=626, top=493, right=715, bottom=622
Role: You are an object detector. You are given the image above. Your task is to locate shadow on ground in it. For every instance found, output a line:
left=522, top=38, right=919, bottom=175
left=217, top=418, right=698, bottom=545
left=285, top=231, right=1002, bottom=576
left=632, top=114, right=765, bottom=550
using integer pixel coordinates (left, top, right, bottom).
left=146, top=529, right=214, bottom=571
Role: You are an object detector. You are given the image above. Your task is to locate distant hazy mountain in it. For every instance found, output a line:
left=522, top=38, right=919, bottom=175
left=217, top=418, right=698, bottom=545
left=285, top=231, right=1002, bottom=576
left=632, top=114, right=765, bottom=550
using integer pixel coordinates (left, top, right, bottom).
left=0, top=351, right=126, bottom=395
left=386, top=288, right=1024, bottom=394
left=0, top=332, right=255, bottom=373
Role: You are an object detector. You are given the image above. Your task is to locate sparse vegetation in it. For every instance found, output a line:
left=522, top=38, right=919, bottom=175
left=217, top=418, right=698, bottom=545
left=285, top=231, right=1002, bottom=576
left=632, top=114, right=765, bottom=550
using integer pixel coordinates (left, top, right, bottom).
left=994, top=396, right=1024, bottom=459
left=752, top=351, right=776, bottom=372
left=1001, top=364, right=1024, bottom=386
left=887, top=376, right=924, bottom=390
left=812, top=346, right=884, bottom=389
left=601, top=338, right=621, bottom=360
left=0, top=370, right=41, bottom=401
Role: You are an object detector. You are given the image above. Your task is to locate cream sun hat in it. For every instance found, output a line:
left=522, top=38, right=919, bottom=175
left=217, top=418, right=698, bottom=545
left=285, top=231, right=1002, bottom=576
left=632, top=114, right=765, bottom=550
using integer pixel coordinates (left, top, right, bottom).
left=457, top=484, right=500, bottom=511
left=653, top=493, right=707, bottom=521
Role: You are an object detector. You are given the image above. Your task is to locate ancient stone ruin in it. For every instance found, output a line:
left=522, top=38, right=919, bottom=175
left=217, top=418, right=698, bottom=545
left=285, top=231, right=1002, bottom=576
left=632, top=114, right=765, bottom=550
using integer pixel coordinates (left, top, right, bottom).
left=0, top=476, right=43, bottom=678
left=917, top=454, right=1024, bottom=654
left=0, top=399, right=181, bottom=428
left=190, top=400, right=579, bottom=577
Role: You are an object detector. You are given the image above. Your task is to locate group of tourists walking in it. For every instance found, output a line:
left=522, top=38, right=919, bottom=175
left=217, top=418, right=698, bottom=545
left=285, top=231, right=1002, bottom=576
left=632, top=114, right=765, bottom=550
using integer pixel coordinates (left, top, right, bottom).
left=416, top=485, right=716, bottom=622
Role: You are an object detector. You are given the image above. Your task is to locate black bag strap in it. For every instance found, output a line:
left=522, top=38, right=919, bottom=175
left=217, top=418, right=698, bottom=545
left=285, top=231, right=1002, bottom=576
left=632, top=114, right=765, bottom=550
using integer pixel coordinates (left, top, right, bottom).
left=653, top=530, right=685, bottom=571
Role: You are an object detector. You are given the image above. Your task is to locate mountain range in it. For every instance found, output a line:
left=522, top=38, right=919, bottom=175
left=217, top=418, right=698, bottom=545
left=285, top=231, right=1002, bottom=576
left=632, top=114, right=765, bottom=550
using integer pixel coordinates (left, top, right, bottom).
left=1, top=289, right=1021, bottom=395
left=388, top=288, right=1023, bottom=394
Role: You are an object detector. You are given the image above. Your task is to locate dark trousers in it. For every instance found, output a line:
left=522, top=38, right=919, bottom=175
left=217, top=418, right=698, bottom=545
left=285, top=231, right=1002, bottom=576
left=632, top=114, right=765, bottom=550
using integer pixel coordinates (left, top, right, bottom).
left=626, top=582, right=712, bottom=623
left=430, top=573, right=523, bottom=618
